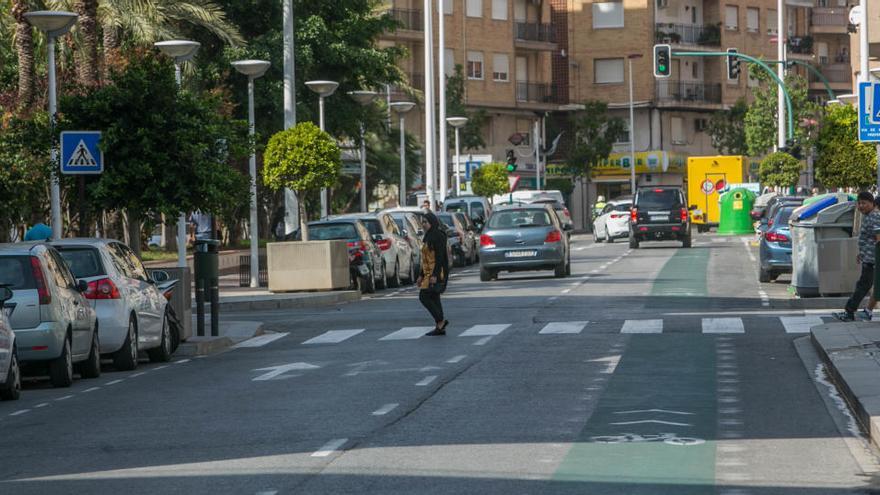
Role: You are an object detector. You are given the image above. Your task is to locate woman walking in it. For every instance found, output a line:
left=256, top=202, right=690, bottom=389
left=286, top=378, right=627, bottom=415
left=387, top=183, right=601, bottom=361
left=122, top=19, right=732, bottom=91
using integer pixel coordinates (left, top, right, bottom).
left=418, top=211, right=450, bottom=336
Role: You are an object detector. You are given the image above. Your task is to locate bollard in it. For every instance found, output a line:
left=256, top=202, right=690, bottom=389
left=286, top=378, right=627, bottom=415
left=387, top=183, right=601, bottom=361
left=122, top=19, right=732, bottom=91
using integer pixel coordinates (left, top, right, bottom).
left=194, top=239, right=220, bottom=337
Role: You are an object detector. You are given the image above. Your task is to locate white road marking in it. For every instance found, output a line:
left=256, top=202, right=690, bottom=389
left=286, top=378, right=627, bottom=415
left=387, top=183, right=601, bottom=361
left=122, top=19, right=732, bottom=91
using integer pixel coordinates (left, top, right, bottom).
left=719, top=418, right=744, bottom=426
left=621, top=319, right=663, bottom=334
left=473, top=337, right=492, bottom=346
left=561, top=288, right=572, bottom=294
left=416, top=375, right=437, bottom=386
left=174, top=359, right=190, bottom=364
left=780, top=316, right=824, bottom=334
left=55, top=395, right=73, bottom=401
left=614, top=409, right=694, bottom=416
left=380, top=327, right=434, bottom=341
left=255, top=491, right=278, bottom=495
left=253, top=362, right=319, bottom=381
left=702, top=318, right=745, bottom=334
left=130, top=372, right=147, bottom=378
left=372, top=403, right=399, bottom=416
left=459, top=324, right=510, bottom=337
left=233, top=332, right=289, bottom=348
left=83, top=387, right=101, bottom=393
left=312, top=438, right=347, bottom=457
left=105, top=379, right=123, bottom=386
left=539, top=321, right=588, bottom=334
left=447, top=355, right=467, bottom=363
left=303, top=329, right=364, bottom=345
left=34, top=403, right=49, bottom=409
left=154, top=365, right=169, bottom=370
left=9, top=409, right=29, bottom=416
left=548, top=296, right=559, bottom=301
left=609, top=419, right=692, bottom=427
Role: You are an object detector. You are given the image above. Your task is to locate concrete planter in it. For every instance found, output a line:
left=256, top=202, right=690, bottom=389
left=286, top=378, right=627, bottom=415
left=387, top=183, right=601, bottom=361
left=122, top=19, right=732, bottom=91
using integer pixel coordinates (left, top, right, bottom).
left=267, top=241, right=349, bottom=292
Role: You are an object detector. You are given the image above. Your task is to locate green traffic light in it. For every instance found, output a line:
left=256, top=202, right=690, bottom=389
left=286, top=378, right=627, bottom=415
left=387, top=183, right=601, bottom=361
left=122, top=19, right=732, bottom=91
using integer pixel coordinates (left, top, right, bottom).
left=659, top=64, right=666, bottom=71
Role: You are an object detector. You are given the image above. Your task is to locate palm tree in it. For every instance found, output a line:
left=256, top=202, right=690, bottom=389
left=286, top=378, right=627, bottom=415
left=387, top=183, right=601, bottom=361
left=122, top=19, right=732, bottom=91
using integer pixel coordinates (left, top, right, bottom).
left=74, top=0, right=99, bottom=86
left=11, top=0, right=36, bottom=108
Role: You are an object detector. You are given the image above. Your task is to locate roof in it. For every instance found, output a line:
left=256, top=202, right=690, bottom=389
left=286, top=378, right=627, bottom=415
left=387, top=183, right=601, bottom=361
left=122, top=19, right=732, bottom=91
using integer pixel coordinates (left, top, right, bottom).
left=0, top=242, right=45, bottom=255
left=49, top=238, right=117, bottom=247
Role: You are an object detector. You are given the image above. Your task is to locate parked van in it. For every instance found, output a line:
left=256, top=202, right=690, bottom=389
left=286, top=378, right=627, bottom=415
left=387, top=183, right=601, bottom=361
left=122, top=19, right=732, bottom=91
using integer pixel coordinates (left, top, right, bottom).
left=444, top=196, right=491, bottom=226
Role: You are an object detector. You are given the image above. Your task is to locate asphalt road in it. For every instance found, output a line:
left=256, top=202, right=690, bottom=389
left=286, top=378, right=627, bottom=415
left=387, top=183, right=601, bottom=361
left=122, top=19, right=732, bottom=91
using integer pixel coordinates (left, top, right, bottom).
left=1, top=233, right=879, bottom=495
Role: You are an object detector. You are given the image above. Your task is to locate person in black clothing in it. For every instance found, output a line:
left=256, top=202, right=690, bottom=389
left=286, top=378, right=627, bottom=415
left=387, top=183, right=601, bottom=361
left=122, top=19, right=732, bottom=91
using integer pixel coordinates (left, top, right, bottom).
left=417, top=211, right=450, bottom=336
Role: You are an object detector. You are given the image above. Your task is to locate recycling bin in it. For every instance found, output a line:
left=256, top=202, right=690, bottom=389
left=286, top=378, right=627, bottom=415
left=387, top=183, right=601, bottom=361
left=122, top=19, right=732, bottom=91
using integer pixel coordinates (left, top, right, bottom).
left=790, top=200, right=857, bottom=297
left=193, top=239, right=220, bottom=336
left=718, top=188, right=756, bottom=235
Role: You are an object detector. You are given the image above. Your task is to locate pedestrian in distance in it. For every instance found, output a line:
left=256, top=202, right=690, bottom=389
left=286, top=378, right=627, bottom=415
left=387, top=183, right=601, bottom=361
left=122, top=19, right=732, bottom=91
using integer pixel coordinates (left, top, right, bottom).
left=416, top=211, right=450, bottom=336
left=833, top=191, right=880, bottom=322
left=421, top=199, right=431, bottom=211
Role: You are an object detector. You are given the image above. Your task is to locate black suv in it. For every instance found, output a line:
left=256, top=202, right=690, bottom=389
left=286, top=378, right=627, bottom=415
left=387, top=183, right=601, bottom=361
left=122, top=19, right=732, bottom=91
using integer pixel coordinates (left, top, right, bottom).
left=629, top=187, right=692, bottom=248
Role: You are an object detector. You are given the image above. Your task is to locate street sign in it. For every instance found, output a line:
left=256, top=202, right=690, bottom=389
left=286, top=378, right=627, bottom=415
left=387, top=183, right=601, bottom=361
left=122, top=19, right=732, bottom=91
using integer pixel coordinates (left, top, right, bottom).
left=60, top=131, right=103, bottom=175
left=858, top=82, right=880, bottom=142
left=701, top=179, right=714, bottom=194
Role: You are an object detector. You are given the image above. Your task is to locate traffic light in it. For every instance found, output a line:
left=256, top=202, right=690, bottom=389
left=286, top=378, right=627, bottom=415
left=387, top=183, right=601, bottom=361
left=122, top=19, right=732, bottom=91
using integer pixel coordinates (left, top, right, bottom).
left=726, top=48, right=740, bottom=80
left=506, top=149, right=518, bottom=172
left=653, top=44, right=671, bottom=78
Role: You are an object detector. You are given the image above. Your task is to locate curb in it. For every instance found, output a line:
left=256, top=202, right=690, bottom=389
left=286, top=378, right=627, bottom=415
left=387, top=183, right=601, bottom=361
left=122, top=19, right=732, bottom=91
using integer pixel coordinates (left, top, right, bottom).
left=193, top=290, right=361, bottom=313
left=176, top=336, right=236, bottom=357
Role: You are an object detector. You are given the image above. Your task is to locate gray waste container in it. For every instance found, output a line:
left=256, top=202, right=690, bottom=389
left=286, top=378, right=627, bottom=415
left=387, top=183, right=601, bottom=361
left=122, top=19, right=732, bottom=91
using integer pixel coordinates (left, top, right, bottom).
left=790, top=201, right=857, bottom=297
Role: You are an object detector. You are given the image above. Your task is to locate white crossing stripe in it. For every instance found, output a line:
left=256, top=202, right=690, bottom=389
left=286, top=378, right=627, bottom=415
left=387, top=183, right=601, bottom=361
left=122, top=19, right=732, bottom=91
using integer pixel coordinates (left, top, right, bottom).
left=621, top=319, right=663, bottom=334
left=702, top=318, right=745, bottom=334
left=539, top=321, right=588, bottom=334
left=312, top=438, right=347, bottom=457
left=459, top=324, right=510, bottom=337
left=380, top=327, right=434, bottom=341
left=779, top=316, right=824, bottom=334
left=233, top=332, right=289, bottom=348
left=303, top=329, right=364, bottom=345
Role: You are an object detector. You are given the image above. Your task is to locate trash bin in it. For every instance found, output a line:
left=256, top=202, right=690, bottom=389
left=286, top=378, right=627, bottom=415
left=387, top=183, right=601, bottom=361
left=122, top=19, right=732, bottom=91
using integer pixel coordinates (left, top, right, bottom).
left=193, top=239, right=220, bottom=336
left=790, top=200, right=857, bottom=297
left=718, top=188, right=757, bottom=235
left=150, top=266, right=192, bottom=342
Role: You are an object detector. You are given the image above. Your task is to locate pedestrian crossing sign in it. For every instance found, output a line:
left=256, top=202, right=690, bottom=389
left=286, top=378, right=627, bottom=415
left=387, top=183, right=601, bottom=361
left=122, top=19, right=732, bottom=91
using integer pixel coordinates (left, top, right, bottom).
left=858, top=82, right=880, bottom=142
left=60, top=131, right=104, bottom=174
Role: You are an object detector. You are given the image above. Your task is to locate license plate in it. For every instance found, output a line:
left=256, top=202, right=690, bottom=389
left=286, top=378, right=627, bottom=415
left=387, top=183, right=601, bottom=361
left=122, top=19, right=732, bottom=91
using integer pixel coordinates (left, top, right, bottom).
left=505, top=250, right=537, bottom=258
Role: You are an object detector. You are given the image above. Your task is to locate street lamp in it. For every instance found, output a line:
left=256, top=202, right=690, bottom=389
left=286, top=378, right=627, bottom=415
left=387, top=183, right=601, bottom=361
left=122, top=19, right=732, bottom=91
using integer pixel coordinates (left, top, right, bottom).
left=306, top=80, right=339, bottom=218
left=348, top=90, right=378, bottom=213
left=155, top=39, right=200, bottom=268
left=627, top=53, right=643, bottom=193
left=25, top=10, right=78, bottom=240
left=446, top=117, right=468, bottom=197
left=390, top=102, right=416, bottom=206
left=232, top=59, right=271, bottom=289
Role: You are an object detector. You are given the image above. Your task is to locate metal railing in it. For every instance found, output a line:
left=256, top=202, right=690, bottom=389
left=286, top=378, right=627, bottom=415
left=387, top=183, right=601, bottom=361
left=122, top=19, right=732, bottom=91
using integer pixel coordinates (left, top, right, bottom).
left=515, top=22, right=556, bottom=43
left=239, top=255, right=268, bottom=287
left=389, top=8, right=423, bottom=31
left=655, top=81, right=722, bottom=104
left=787, top=36, right=813, bottom=55
left=654, top=23, right=721, bottom=47
left=811, top=8, right=848, bottom=27
left=516, top=82, right=555, bottom=103
left=814, top=64, right=851, bottom=84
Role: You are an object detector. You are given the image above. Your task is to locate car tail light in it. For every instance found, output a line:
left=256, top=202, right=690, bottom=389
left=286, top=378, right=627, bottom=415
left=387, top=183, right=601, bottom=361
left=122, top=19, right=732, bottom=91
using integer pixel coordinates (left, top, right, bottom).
left=84, top=278, right=121, bottom=300
left=376, top=238, right=392, bottom=251
left=545, top=230, right=562, bottom=243
left=765, top=232, right=790, bottom=243
left=29, top=256, right=51, bottom=305
left=654, top=188, right=664, bottom=193
left=630, top=208, right=638, bottom=224
left=680, top=207, right=688, bottom=222
left=610, top=213, right=622, bottom=219
left=480, top=234, right=496, bottom=248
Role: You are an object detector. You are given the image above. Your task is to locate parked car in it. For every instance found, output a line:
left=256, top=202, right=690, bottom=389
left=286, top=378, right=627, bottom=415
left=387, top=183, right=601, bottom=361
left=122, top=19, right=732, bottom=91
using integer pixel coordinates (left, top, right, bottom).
left=593, top=196, right=633, bottom=243
left=478, top=204, right=572, bottom=281
left=386, top=211, right=424, bottom=274
left=0, top=243, right=99, bottom=387
left=296, top=219, right=384, bottom=293
left=332, top=213, right=416, bottom=287
left=51, top=239, right=174, bottom=370
left=528, top=197, right=574, bottom=232
left=439, top=212, right=477, bottom=266
left=758, top=197, right=805, bottom=236
left=444, top=196, right=491, bottom=229
left=629, top=187, right=692, bottom=248
left=759, top=205, right=798, bottom=282
left=0, top=286, right=20, bottom=400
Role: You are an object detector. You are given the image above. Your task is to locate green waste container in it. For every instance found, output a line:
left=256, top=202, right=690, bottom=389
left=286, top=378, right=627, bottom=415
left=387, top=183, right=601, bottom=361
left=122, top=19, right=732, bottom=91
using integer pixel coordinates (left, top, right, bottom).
left=717, top=188, right=756, bottom=235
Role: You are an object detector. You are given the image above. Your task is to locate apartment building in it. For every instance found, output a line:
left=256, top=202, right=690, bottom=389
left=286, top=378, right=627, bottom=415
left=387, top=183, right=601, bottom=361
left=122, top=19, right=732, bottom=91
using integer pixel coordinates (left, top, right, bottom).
left=849, top=0, right=879, bottom=85
left=810, top=1, right=853, bottom=98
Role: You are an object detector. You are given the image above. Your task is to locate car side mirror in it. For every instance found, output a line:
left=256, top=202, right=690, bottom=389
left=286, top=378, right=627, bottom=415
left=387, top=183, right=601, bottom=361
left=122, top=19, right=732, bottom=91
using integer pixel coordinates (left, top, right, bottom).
left=371, top=234, right=383, bottom=242
left=0, top=286, right=12, bottom=304
left=76, top=279, right=89, bottom=293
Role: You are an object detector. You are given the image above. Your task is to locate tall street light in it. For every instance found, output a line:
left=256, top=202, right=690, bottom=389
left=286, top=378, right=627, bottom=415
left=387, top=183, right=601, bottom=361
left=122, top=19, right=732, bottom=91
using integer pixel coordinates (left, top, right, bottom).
left=446, top=117, right=468, bottom=196
left=422, top=0, right=437, bottom=210
left=627, top=53, right=643, bottom=193
left=232, top=59, right=271, bottom=289
left=349, top=90, right=378, bottom=213
left=25, top=11, right=78, bottom=240
left=390, top=102, right=416, bottom=207
left=306, top=80, right=339, bottom=218
left=437, top=0, right=448, bottom=204
left=776, top=0, right=786, bottom=151
left=155, top=39, right=200, bottom=268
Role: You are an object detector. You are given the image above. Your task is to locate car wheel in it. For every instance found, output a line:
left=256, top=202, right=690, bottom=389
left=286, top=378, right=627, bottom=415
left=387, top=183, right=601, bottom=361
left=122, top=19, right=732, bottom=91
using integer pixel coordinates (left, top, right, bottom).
left=629, top=236, right=640, bottom=249
left=407, top=258, right=416, bottom=285
left=78, top=329, right=101, bottom=379
left=759, top=267, right=772, bottom=283
left=0, top=351, right=21, bottom=401
left=113, top=317, right=139, bottom=371
left=148, top=312, right=174, bottom=363
left=376, top=262, right=388, bottom=290
left=363, top=266, right=376, bottom=294
left=389, top=261, right=401, bottom=288
left=607, top=235, right=614, bottom=244
left=480, top=267, right=492, bottom=282
left=682, top=236, right=692, bottom=248
left=49, top=335, right=74, bottom=388
left=593, top=231, right=603, bottom=243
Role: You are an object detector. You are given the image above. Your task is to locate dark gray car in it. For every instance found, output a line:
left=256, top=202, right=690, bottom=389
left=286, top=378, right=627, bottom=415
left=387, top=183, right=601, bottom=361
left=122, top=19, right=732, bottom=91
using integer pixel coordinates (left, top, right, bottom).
left=478, top=205, right=571, bottom=281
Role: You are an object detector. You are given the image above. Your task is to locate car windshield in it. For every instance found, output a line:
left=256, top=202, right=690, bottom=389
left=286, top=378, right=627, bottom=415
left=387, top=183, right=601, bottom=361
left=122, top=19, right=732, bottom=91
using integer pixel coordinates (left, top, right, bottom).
left=446, top=203, right=467, bottom=213
left=308, top=223, right=358, bottom=240
left=487, top=209, right=552, bottom=229
left=638, top=190, right=682, bottom=209
left=55, top=247, right=106, bottom=278
left=471, top=202, right=486, bottom=219
left=776, top=207, right=796, bottom=226
left=613, top=203, right=632, bottom=212
left=361, top=219, right=382, bottom=236
left=0, top=256, right=36, bottom=290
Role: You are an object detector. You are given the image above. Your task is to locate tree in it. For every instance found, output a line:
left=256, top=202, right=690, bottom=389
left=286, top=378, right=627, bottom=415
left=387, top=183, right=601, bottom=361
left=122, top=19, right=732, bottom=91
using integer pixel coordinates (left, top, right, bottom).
left=743, top=66, right=820, bottom=156
left=446, top=64, right=488, bottom=151
left=74, top=0, right=100, bottom=86
left=471, top=163, right=509, bottom=201
left=758, top=152, right=802, bottom=188
left=565, top=100, right=627, bottom=178
left=0, top=111, right=53, bottom=240
left=263, top=122, right=341, bottom=241
left=815, top=103, right=877, bottom=188
left=706, top=98, right=748, bottom=155
left=10, top=0, right=36, bottom=109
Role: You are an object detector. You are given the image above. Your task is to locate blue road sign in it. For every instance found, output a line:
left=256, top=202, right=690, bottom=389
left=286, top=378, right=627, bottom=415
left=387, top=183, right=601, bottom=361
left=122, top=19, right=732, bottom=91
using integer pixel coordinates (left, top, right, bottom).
left=60, top=131, right=103, bottom=174
left=465, top=161, right=481, bottom=180
left=859, top=82, right=880, bottom=142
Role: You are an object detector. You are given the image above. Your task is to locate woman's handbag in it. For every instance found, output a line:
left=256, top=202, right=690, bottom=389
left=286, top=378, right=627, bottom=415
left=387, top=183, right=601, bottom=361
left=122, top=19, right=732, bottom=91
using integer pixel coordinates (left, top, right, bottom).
left=429, top=277, right=447, bottom=294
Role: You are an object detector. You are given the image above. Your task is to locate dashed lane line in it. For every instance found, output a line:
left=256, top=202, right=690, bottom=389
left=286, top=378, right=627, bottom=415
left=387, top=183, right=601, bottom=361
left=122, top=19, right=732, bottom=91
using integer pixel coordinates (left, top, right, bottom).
left=311, top=438, right=347, bottom=458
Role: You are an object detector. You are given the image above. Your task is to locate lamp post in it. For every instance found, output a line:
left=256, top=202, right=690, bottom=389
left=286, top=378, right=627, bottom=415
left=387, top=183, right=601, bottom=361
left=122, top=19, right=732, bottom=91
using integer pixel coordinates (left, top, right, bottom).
left=446, top=117, right=468, bottom=196
left=155, top=40, right=201, bottom=268
left=777, top=0, right=786, bottom=151
left=422, top=0, right=437, bottom=210
left=390, top=102, right=416, bottom=206
left=627, top=53, right=643, bottom=193
left=25, top=11, right=78, bottom=241
left=348, top=90, right=378, bottom=213
left=232, top=59, right=271, bottom=288
left=437, top=0, right=448, bottom=204
left=306, top=80, right=339, bottom=218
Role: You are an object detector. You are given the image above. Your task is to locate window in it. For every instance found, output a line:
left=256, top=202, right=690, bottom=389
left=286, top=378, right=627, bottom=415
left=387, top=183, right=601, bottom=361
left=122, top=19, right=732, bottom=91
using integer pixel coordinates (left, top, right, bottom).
left=767, top=10, right=777, bottom=35
left=592, top=2, right=624, bottom=29
left=493, top=54, right=509, bottom=82
left=594, top=58, right=624, bottom=84
left=467, top=0, right=482, bottom=17
left=746, top=8, right=759, bottom=33
left=443, top=0, right=453, bottom=15
left=615, top=118, right=631, bottom=144
left=514, top=0, right=526, bottom=21
left=787, top=7, right=795, bottom=36
left=445, top=48, right=455, bottom=77
left=725, top=5, right=738, bottom=30
left=692, top=61, right=700, bottom=79
left=467, top=51, right=484, bottom=80
left=670, top=117, right=685, bottom=145
left=492, top=0, right=507, bottom=20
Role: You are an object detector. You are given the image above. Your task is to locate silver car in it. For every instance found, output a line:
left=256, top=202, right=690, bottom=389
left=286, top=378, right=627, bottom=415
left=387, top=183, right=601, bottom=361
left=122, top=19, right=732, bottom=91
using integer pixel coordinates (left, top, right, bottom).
left=332, top=213, right=416, bottom=287
left=0, top=243, right=100, bottom=387
left=0, top=287, right=20, bottom=400
left=478, top=205, right=572, bottom=281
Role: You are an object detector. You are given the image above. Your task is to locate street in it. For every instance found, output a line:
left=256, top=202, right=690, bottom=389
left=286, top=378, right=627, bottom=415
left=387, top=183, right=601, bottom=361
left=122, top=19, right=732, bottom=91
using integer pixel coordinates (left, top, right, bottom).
left=1, top=233, right=879, bottom=495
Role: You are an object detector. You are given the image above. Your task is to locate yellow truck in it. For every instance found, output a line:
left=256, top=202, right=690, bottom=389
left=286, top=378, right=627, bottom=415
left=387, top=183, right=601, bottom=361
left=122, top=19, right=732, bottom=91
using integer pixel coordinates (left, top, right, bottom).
left=686, top=156, right=748, bottom=232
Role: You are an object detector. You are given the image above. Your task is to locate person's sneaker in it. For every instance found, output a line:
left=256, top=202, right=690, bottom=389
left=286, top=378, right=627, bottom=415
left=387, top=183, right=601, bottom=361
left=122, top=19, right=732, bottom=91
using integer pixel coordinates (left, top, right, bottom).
left=859, top=309, right=874, bottom=321
left=425, top=328, right=446, bottom=336
left=833, top=311, right=856, bottom=322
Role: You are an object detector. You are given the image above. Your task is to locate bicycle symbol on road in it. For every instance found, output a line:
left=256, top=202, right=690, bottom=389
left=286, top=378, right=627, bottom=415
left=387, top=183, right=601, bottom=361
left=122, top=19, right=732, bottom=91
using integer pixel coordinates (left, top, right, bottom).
left=590, top=432, right=705, bottom=446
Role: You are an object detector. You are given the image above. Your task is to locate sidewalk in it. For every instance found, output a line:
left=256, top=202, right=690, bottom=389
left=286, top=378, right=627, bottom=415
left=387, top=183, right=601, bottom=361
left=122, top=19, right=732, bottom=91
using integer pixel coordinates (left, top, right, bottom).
left=176, top=319, right=265, bottom=357
left=198, top=283, right=361, bottom=313
left=811, top=322, right=880, bottom=449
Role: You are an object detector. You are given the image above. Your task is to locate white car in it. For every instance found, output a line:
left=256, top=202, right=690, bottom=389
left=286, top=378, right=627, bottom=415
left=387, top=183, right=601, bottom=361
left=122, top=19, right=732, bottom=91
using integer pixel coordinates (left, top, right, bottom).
left=0, top=287, right=20, bottom=400
left=52, top=239, right=174, bottom=370
left=593, top=198, right=633, bottom=243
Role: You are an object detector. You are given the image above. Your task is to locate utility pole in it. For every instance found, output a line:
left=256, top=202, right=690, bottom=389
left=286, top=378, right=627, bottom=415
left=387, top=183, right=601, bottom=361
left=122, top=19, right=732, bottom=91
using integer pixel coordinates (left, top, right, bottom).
left=777, top=0, right=786, bottom=151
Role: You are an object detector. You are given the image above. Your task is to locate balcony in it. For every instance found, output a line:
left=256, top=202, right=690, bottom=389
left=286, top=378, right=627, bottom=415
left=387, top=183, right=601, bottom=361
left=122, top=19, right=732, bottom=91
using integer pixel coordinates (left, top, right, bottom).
left=515, top=22, right=557, bottom=51
left=384, top=8, right=423, bottom=41
left=654, top=23, right=721, bottom=48
left=810, top=63, right=852, bottom=91
left=655, top=81, right=722, bottom=107
left=787, top=36, right=814, bottom=60
left=811, top=8, right=849, bottom=34
left=516, top=82, right=558, bottom=104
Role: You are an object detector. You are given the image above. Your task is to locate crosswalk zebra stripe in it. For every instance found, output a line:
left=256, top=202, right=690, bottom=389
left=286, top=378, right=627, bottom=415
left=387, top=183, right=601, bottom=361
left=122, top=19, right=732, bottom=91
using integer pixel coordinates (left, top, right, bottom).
left=459, top=324, right=511, bottom=337
left=380, top=327, right=434, bottom=340
left=621, top=319, right=663, bottom=334
left=779, top=316, right=824, bottom=334
left=303, top=329, right=364, bottom=345
left=539, top=321, right=588, bottom=334
left=702, top=318, right=745, bottom=334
